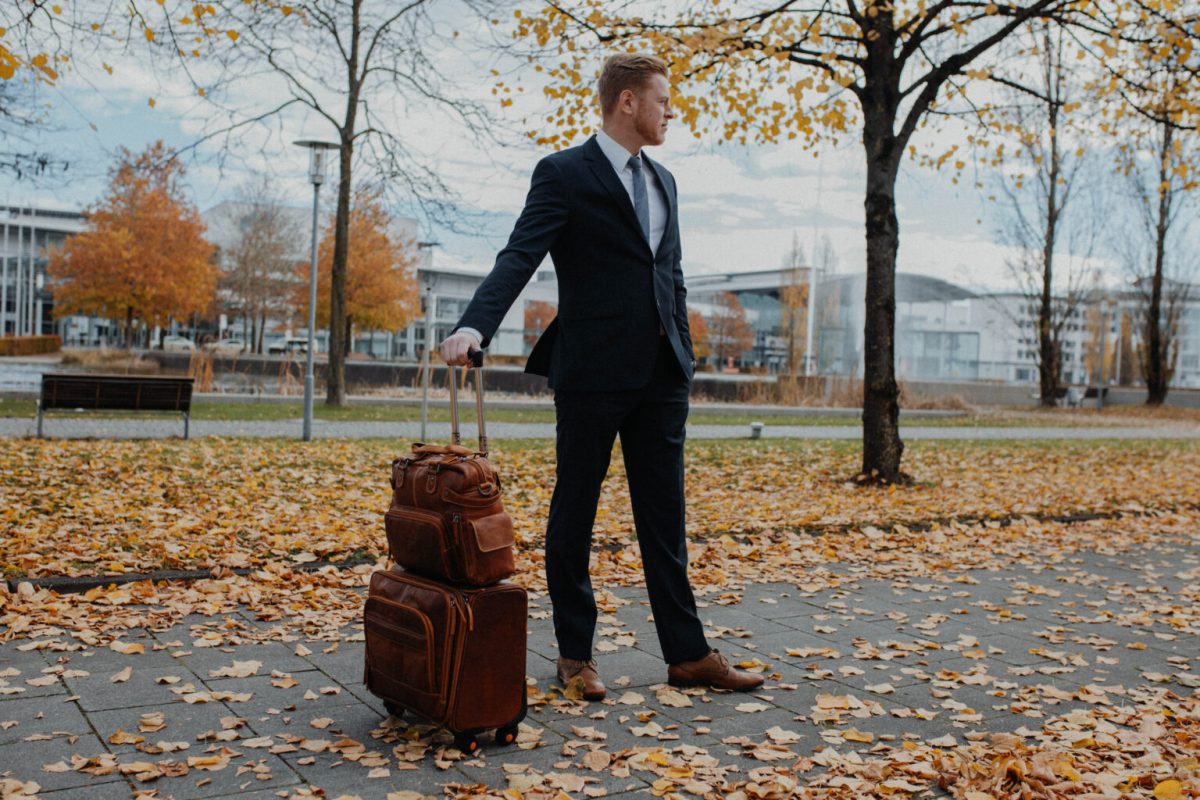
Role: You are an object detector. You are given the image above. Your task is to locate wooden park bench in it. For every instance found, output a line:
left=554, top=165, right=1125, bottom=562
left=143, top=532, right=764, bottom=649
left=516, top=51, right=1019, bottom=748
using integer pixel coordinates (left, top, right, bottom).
left=36, top=373, right=195, bottom=439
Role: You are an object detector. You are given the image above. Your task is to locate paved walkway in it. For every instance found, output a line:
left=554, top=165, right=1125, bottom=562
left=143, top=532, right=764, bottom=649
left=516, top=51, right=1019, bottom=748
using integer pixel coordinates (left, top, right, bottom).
left=2, top=544, right=1197, bottom=799
left=5, top=417, right=1200, bottom=440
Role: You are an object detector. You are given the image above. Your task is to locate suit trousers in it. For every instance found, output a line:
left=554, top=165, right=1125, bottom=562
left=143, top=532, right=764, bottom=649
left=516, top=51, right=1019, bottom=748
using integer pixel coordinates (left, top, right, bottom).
left=545, top=335, right=710, bottom=665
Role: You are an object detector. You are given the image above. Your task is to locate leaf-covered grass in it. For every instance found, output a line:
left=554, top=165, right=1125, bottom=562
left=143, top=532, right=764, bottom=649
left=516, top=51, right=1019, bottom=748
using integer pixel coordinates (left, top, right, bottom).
left=1, top=436, right=1196, bottom=579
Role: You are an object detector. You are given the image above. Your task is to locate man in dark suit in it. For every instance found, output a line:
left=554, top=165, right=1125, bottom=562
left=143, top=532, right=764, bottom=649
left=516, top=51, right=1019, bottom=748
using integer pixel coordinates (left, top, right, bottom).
left=440, top=54, right=762, bottom=699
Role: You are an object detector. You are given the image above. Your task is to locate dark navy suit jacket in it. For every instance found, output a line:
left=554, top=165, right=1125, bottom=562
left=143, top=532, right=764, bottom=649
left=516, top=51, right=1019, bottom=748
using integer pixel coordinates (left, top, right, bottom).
left=455, top=135, right=695, bottom=392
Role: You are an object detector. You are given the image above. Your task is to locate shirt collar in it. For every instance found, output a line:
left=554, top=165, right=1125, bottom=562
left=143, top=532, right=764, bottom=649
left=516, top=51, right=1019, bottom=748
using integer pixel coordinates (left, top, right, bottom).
left=596, top=129, right=641, bottom=175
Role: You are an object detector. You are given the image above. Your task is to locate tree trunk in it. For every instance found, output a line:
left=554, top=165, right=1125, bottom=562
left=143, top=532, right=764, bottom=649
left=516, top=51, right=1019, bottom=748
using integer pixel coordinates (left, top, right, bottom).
left=1038, top=89, right=1063, bottom=408
left=1144, top=122, right=1173, bottom=406
left=327, top=137, right=353, bottom=404
left=344, top=314, right=353, bottom=357
left=859, top=93, right=905, bottom=483
left=124, top=306, right=133, bottom=350
left=326, top=0, right=363, bottom=406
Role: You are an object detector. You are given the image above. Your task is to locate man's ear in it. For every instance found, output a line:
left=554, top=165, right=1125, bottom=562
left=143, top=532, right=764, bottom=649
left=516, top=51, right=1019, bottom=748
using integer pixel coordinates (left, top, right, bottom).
left=618, top=88, right=636, bottom=115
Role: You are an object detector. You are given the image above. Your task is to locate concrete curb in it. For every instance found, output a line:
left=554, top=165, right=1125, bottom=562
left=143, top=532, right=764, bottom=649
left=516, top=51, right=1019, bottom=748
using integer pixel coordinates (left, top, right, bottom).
left=4, top=556, right=377, bottom=594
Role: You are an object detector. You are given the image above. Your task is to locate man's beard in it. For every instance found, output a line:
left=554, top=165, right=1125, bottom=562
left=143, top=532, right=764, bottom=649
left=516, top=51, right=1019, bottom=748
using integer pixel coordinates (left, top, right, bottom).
left=634, top=114, right=664, bottom=145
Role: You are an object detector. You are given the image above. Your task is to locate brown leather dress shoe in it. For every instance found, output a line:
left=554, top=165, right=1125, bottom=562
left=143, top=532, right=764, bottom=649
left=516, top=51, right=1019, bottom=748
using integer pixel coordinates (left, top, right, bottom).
left=667, top=649, right=765, bottom=692
left=556, top=657, right=606, bottom=701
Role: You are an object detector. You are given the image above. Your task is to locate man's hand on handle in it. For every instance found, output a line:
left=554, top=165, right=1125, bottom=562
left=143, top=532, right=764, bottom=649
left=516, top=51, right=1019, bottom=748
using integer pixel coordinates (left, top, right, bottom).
left=440, top=329, right=481, bottom=366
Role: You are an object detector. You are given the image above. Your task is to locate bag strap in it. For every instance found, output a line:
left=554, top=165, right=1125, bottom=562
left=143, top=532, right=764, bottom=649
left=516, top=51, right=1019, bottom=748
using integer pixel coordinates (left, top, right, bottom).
left=448, top=349, right=487, bottom=456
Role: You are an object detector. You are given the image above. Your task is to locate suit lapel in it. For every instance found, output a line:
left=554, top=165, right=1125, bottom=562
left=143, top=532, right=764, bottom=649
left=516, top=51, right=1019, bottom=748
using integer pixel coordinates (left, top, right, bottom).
left=583, top=136, right=652, bottom=252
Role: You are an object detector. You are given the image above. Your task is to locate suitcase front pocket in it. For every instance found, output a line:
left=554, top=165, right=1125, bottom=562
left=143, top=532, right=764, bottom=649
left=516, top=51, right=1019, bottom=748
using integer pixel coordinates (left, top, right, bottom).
left=385, top=507, right=460, bottom=582
left=365, top=598, right=436, bottom=695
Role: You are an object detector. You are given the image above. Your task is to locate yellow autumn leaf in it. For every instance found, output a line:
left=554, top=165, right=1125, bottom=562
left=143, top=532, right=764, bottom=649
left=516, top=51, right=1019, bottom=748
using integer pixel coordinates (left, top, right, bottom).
left=1154, top=780, right=1184, bottom=800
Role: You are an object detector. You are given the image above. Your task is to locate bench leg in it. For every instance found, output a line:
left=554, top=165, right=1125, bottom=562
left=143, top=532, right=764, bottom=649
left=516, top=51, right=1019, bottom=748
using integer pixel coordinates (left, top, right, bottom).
left=183, top=411, right=190, bottom=440
left=36, top=401, right=43, bottom=438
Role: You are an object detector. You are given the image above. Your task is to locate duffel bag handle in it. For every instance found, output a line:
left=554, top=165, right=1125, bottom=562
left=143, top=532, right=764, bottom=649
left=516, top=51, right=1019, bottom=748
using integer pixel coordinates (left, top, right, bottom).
left=448, top=349, right=487, bottom=455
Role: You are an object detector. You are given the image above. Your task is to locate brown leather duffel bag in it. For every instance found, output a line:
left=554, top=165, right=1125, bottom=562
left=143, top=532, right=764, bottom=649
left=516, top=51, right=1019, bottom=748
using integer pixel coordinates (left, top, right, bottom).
left=385, top=352, right=516, bottom=586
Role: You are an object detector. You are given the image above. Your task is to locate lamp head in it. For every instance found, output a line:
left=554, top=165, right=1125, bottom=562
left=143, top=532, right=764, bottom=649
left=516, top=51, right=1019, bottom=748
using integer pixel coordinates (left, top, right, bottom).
left=293, top=140, right=339, bottom=186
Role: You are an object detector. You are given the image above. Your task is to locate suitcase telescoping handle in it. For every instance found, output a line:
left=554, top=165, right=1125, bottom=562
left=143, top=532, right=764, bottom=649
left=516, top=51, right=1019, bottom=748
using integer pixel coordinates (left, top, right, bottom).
left=448, top=349, right=487, bottom=455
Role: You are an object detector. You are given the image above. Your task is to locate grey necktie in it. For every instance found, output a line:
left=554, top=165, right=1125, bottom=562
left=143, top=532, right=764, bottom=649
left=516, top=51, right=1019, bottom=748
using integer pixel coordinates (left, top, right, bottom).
left=628, top=154, right=650, bottom=243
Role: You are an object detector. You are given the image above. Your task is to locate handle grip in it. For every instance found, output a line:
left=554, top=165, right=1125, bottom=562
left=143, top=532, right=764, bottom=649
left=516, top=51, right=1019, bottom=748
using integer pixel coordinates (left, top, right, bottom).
left=468, top=349, right=484, bottom=368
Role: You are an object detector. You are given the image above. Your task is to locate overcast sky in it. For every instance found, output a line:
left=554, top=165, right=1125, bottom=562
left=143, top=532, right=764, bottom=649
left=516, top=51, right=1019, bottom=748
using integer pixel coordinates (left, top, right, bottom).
left=4, top=4, right=1139, bottom=295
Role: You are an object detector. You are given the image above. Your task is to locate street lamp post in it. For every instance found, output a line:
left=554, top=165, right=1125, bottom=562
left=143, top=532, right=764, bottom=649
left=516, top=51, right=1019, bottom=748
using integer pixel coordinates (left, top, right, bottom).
left=415, top=242, right=439, bottom=442
left=294, top=139, right=339, bottom=442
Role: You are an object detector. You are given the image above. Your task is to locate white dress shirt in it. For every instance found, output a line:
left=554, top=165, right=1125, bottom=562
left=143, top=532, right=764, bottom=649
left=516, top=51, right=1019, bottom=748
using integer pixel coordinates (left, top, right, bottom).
left=594, top=129, right=668, bottom=256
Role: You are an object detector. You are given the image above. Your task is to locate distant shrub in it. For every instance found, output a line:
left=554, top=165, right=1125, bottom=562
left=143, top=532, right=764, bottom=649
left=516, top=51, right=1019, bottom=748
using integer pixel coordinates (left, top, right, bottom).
left=0, top=335, right=62, bottom=357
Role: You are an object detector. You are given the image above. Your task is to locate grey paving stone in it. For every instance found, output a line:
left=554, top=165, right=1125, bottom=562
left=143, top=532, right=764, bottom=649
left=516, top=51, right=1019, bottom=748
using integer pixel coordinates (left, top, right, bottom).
left=58, top=649, right=206, bottom=712
left=288, top=751, right=461, bottom=797
left=180, top=790, right=307, bottom=800
left=204, top=669, right=365, bottom=726
left=294, top=639, right=366, bottom=689
left=157, top=640, right=320, bottom=678
left=592, top=647, right=667, bottom=689
left=0, top=695, right=91, bottom=745
left=87, top=697, right=241, bottom=757
left=244, top=693, right=387, bottom=751
left=454, top=751, right=652, bottom=798
left=543, top=708, right=709, bottom=757
left=27, top=777, right=135, bottom=800
left=698, top=609, right=793, bottom=639
left=773, top=613, right=904, bottom=645
left=133, top=751, right=301, bottom=800
left=0, top=734, right=125, bottom=793
left=0, top=655, right=76, bottom=702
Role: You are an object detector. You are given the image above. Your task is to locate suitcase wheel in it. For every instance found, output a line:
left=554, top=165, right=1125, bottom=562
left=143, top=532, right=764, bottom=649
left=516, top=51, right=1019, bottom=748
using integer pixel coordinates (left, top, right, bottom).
left=383, top=700, right=404, bottom=718
left=454, top=733, right=480, bottom=754
left=494, top=724, right=519, bottom=746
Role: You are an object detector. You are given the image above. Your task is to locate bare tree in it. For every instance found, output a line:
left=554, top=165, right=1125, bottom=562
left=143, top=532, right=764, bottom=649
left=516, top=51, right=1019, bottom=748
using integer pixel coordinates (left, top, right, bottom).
left=0, top=77, right=69, bottom=180
left=173, top=0, right=495, bottom=403
left=993, top=23, right=1102, bottom=405
left=778, top=232, right=808, bottom=375
left=1121, top=126, right=1197, bottom=404
left=780, top=232, right=838, bottom=377
left=707, top=291, right=755, bottom=367
left=219, top=178, right=305, bottom=354
left=1111, top=35, right=1199, bottom=405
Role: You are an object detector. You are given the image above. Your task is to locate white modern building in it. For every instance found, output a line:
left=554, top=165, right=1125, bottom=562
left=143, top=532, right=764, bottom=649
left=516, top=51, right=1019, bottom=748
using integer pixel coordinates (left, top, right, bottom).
left=0, top=206, right=89, bottom=340
left=685, top=266, right=1200, bottom=389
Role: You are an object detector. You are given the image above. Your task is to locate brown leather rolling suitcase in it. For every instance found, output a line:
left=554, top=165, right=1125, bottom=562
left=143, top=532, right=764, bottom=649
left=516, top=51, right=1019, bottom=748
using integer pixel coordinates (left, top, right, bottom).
left=385, top=352, right=516, bottom=587
left=363, top=567, right=528, bottom=752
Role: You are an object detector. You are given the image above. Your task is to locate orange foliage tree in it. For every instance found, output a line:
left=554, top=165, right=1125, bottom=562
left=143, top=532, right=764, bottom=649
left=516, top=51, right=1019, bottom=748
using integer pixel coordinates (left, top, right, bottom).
left=48, top=141, right=217, bottom=347
left=303, top=191, right=419, bottom=355
left=688, top=307, right=711, bottom=362
left=523, top=300, right=558, bottom=348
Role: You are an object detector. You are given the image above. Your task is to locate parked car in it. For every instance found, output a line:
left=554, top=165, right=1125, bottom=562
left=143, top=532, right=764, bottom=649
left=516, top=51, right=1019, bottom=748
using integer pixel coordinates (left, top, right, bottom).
left=161, top=335, right=195, bottom=352
left=203, top=338, right=247, bottom=354
left=268, top=337, right=314, bottom=355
